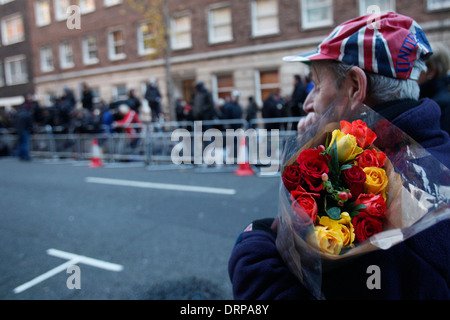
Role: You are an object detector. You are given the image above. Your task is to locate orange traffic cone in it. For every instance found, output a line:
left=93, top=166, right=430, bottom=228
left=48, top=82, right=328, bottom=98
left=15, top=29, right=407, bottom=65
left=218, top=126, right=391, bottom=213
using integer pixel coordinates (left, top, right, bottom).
left=89, top=139, right=104, bottom=168
left=234, top=136, right=255, bottom=176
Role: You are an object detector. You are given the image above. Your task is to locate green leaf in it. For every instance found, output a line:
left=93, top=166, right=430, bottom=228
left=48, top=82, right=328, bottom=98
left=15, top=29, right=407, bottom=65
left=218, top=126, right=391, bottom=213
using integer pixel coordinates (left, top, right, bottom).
left=340, top=164, right=353, bottom=171
left=353, top=204, right=367, bottom=211
left=350, top=210, right=359, bottom=218
left=349, top=204, right=366, bottom=218
left=326, top=207, right=341, bottom=220
left=328, top=139, right=340, bottom=177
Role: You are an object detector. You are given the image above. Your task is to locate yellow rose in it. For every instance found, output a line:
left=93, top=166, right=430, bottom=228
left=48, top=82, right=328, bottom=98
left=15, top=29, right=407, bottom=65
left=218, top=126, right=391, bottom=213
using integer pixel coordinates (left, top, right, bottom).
left=337, top=212, right=355, bottom=246
left=317, top=213, right=355, bottom=247
left=363, top=167, right=388, bottom=198
left=314, top=226, right=344, bottom=255
left=330, top=130, right=364, bottom=163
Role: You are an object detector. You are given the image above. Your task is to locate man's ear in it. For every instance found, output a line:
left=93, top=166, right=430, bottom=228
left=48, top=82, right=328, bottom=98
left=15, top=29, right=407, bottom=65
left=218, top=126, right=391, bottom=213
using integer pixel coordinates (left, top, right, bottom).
left=344, top=66, right=368, bottom=110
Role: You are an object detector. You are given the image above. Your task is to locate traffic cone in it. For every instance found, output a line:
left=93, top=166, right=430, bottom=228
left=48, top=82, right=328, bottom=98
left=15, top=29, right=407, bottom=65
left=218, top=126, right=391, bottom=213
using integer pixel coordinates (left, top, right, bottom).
left=234, top=136, right=255, bottom=176
left=89, top=139, right=104, bottom=168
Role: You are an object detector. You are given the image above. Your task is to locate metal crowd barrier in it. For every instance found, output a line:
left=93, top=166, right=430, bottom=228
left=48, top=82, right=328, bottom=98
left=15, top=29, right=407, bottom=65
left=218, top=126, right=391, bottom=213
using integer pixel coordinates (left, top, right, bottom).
left=1, top=117, right=303, bottom=171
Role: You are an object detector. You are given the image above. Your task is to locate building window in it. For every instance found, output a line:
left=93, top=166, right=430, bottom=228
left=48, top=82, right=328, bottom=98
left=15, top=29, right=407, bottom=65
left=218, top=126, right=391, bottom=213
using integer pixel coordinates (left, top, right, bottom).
left=40, top=46, right=54, bottom=72
left=171, top=14, right=192, bottom=50
left=208, top=5, right=233, bottom=44
left=1, top=14, right=24, bottom=45
left=59, top=41, right=74, bottom=69
left=54, top=0, right=70, bottom=21
left=112, top=84, right=128, bottom=101
left=137, top=22, right=156, bottom=56
left=82, top=35, right=99, bottom=65
left=359, top=0, right=396, bottom=15
left=104, top=0, right=122, bottom=7
left=108, top=29, right=126, bottom=60
left=426, top=0, right=450, bottom=11
left=75, top=0, right=96, bottom=14
left=212, top=74, right=235, bottom=101
left=251, top=0, right=279, bottom=37
left=301, top=0, right=333, bottom=30
left=35, top=0, right=51, bottom=26
left=255, top=70, right=280, bottom=105
left=4, top=55, right=28, bottom=86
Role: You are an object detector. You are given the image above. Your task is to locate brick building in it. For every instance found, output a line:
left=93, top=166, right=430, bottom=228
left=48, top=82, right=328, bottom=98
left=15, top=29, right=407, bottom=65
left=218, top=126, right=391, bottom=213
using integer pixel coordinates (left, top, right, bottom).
left=0, top=0, right=34, bottom=110
left=27, top=0, right=450, bottom=119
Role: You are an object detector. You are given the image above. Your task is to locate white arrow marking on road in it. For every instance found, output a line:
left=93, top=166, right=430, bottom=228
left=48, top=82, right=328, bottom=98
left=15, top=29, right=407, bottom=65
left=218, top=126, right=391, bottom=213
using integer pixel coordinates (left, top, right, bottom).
left=85, top=177, right=236, bottom=195
left=13, top=249, right=123, bottom=294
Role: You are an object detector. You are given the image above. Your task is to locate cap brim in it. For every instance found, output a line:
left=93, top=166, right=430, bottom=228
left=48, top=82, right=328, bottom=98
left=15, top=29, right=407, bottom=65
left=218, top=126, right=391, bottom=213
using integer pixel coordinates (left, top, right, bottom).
left=282, top=51, right=336, bottom=65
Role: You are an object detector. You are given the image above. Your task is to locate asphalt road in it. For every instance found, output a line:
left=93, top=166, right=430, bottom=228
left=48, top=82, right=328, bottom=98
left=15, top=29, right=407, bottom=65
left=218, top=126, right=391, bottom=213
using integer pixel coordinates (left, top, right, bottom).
left=0, top=158, right=281, bottom=300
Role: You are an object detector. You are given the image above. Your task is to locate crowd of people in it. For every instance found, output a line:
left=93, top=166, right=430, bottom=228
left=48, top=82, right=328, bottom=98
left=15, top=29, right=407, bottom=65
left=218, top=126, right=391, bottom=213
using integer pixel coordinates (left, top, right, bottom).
left=1, top=47, right=449, bottom=160
left=174, top=76, right=315, bottom=132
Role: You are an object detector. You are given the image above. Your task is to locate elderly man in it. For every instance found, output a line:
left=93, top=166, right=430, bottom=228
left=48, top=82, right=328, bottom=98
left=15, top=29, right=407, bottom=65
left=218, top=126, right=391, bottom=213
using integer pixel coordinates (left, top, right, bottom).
left=228, top=13, right=450, bottom=300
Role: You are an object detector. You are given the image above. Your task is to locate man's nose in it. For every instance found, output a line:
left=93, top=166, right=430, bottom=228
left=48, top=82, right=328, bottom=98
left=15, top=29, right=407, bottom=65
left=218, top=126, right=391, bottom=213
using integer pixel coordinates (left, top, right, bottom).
left=302, top=92, right=315, bottom=114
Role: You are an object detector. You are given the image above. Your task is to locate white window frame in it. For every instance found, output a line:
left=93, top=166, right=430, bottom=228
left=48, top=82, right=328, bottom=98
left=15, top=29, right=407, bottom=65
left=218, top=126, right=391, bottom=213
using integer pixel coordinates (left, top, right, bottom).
left=108, top=28, right=126, bottom=61
left=112, top=84, right=128, bottom=101
left=171, top=13, right=193, bottom=51
left=40, top=46, right=54, bottom=73
left=35, top=0, right=51, bottom=27
left=54, top=0, right=70, bottom=21
left=254, top=69, right=280, bottom=106
left=82, top=35, right=99, bottom=65
left=301, top=0, right=333, bottom=30
left=75, top=0, right=96, bottom=14
left=1, top=13, right=24, bottom=45
left=251, top=0, right=280, bottom=37
left=359, top=0, right=396, bottom=16
left=211, top=73, right=235, bottom=102
left=104, top=0, right=122, bottom=7
left=4, top=55, right=28, bottom=86
left=208, top=4, right=233, bottom=44
left=59, top=41, right=74, bottom=69
left=137, top=21, right=156, bottom=56
left=426, top=0, right=450, bottom=11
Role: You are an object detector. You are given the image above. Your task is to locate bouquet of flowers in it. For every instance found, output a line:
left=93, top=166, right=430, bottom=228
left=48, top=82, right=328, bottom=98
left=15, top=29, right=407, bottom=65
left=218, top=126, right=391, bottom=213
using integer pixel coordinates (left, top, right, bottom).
left=275, top=104, right=450, bottom=300
left=282, top=119, right=390, bottom=255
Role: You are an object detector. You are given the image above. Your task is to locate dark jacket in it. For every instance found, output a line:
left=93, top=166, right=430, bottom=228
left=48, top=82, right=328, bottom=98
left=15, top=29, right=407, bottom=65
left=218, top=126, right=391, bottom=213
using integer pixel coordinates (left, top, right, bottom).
left=82, top=89, right=94, bottom=111
left=420, top=78, right=450, bottom=135
left=291, top=82, right=307, bottom=117
left=145, top=85, right=161, bottom=104
left=228, top=98, right=450, bottom=300
left=192, top=86, right=214, bottom=121
left=15, top=107, right=33, bottom=134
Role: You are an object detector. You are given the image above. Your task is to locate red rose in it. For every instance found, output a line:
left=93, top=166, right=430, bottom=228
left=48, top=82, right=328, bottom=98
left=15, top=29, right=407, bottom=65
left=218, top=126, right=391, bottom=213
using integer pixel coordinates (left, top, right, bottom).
left=297, top=148, right=330, bottom=192
left=282, top=164, right=301, bottom=191
left=341, top=120, right=377, bottom=149
left=355, top=193, right=386, bottom=219
left=357, top=149, right=386, bottom=168
left=291, top=186, right=319, bottom=225
left=352, top=212, right=383, bottom=242
left=341, top=165, right=366, bottom=199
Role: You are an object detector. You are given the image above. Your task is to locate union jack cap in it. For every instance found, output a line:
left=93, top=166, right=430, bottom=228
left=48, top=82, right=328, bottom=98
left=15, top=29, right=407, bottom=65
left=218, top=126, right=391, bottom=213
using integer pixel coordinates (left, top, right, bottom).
left=283, top=12, right=433, bottom=80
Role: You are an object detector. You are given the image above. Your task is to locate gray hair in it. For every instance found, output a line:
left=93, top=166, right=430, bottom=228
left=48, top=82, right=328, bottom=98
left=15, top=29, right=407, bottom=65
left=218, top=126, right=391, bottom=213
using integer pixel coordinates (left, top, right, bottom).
left=322, top=60, right=420, bottom=105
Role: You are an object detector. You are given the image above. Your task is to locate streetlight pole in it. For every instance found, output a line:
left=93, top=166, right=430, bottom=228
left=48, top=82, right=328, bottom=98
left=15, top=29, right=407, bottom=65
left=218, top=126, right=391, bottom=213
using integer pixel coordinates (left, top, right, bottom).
left=163, top=0, right=175, bottom=121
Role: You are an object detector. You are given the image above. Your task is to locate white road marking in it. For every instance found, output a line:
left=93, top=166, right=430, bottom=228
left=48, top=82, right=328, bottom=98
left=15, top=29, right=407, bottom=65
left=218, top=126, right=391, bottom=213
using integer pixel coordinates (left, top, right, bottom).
left=85, top=177, right=236, bottom=195
left=47, top=249, right=123, bottom=272
left=13, top=249, right=123, bottom=294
